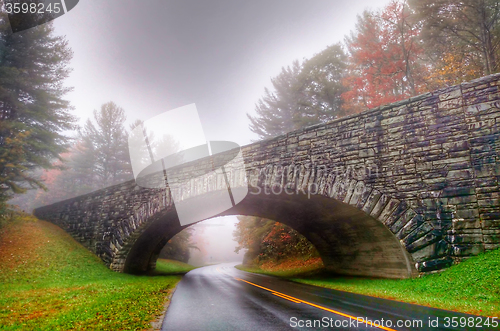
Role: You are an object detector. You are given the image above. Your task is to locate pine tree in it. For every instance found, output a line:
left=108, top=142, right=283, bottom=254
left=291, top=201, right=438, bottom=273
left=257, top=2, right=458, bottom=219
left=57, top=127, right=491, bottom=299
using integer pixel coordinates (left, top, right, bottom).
left=248, top=46, right=348, bottom=140
left=248, top=61, right=305, bottom=139
left=0, top=10, right=74, bottom=204
left=299, top=44, right=348, bottom=120
left=79, top=102, right=132, bottom=187
left=14, top=103, right=134, bottom=210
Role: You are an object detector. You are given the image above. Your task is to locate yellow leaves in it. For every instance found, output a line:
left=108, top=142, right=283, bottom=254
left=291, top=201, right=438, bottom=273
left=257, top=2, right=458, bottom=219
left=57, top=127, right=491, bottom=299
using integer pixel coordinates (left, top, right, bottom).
left=426, top=52, right=482, bottom=88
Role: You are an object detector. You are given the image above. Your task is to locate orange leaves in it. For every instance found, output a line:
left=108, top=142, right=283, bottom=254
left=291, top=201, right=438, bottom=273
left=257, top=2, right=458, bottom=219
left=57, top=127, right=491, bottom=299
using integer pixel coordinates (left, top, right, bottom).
left=234, top=216, right=319, bottom=265
left=342, top=0, right=429, bottom=113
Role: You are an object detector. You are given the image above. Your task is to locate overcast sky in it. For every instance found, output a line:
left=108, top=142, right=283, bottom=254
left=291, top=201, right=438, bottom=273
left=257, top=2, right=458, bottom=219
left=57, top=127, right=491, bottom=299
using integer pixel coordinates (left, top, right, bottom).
left=53, top=0, right=391, bottom=146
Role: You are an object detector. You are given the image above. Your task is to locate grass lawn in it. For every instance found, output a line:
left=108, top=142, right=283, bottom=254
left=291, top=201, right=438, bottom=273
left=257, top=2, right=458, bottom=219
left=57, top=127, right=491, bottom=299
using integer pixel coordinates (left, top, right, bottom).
left=0, top=215, right=196, bottom=330
left=237, top=250, right=500, bottom=318
left=154, top=259, right=197, bottom=275
left=237, top=257, right=324, bottom=278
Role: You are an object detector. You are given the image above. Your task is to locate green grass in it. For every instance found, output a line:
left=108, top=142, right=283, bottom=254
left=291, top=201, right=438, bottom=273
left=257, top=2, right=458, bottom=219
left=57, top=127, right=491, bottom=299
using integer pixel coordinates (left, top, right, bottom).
left=236, top=264, right=321, bottom=278
left=237, top=249, right=500, bottom=317
left=235, top=257, right=324, bottom=278
left=154, top=259, right=197, bottom=275
left=0, top=216, right=195, bottom=330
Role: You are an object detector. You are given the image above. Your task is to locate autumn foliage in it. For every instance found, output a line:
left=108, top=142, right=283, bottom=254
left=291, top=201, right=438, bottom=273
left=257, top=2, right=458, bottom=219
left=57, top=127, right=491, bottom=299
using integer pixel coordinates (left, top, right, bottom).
left=233, top=216, right=319, bottom=266
left=341, top=0, right=500, bottom=114
left=342, top=1, right=429, bottom=113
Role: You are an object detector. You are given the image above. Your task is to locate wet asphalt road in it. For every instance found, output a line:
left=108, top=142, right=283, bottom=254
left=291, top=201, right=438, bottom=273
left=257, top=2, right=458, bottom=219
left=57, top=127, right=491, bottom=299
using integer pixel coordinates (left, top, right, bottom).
left=161, top=263, right=497, bottom=331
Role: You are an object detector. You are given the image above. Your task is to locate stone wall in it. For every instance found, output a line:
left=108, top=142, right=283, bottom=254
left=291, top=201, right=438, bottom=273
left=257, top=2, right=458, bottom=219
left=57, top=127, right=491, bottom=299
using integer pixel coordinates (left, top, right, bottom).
left=34, top=73, right=500, bottom=277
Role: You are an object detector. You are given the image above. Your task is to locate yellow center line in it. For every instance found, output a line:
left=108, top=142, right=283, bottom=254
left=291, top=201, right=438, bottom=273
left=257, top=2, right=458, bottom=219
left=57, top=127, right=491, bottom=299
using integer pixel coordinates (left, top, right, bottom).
left=235, top=278, right=397, bottom=331
left=272, top=292, right=302, bottom=303
left=273, top=291, right=300, bottom=303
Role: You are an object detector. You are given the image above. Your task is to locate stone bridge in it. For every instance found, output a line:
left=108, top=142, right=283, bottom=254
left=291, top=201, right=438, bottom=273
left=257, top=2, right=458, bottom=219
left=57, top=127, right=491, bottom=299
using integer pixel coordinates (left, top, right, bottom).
left=34, top=74, right=500, bottom=279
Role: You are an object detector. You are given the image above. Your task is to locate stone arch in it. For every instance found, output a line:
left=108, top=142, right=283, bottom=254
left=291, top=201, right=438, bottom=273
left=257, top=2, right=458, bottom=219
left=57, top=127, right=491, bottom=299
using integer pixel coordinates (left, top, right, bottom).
left=114, top=170, right=420, bottom=278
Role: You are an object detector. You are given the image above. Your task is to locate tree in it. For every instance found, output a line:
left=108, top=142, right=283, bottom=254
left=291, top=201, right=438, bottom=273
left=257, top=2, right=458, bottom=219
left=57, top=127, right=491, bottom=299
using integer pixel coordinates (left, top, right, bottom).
left=79, top=102, right=132, bottom=187
left=248, top=45, right=348, bottom=140
left=248, top=61, right=305, bottom=139
left=33, top=141, right=97, bottom=207
left=298, top=44, right=349, bottom=121
left=0, top=10, right=74, bottom=204
left=425, top=47, right=483, bottom=88
left=12, top=109, right=134, bottom=211
left=342, top=1, right=428, bottom=111
left=234, top=216, right=275, bottom=264
left=159, top=227, right=198, bottom=263
left=64, top=140, right=98, bottom=192
left=0, top=130, right=34, bottom=207
left=31, top=155, right=69, bottom=208
left=410, top=0, right=500, bottom=76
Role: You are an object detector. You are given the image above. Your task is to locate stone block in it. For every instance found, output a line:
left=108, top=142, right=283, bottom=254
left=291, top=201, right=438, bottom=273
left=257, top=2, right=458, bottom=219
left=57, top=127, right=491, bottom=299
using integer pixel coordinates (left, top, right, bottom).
left=411, top=239, right=450, bottom=262
left=416, top=257, right=454, bottom=272
left=390, top=209, right=417, bottom=234
left=452, top=218, right=481, bottom=229
left=370, top=194, right=390, bottom=219
left=447, top=195, right=477, bottom=205
left=447, top=169, right=473, bottom=180
left=343, top=180, right=358, bottom=204
left=406, top=232, right=440, bottom=253
left=329, top=176, right=349, bottom=201
left=442, top=186, right=476, bottom=197
left=349, top=181, right=366, bottom=206
left=299, top=132, right=317, bottom=140
left=362, top=190, right=382, bottom=214
left=439, top=88, right=462, bottom=101
left=452, top=244, right=485, bottom=256
left=438, top=98, right=462, bottom=110
left=447, top=233, right=484, bottom=244
left=482, top=219, right=500, bottom=229
left=485, top=243, right=500, bottom=250
left=355, top=186, right=374, bottom=210
left=359, top=148, right=376, bottom=158
left=403, top=221, right=434, bottom=246
left=379, top=198, right=401, bottom=224
left=454, top=209, right=479, bottom=220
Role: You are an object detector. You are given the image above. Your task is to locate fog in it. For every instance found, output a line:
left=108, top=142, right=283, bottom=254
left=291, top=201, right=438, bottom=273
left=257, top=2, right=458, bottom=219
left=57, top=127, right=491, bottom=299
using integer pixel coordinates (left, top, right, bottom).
left=188, top=216, right=243, bottom=266
left=52, top=0, right=391, bottom=145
